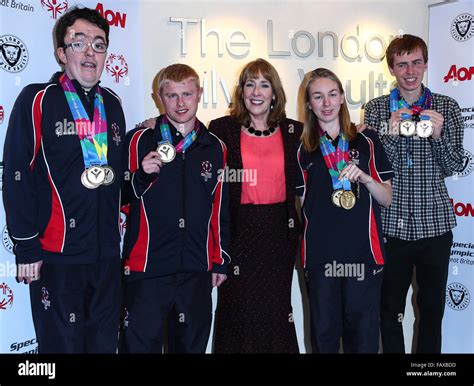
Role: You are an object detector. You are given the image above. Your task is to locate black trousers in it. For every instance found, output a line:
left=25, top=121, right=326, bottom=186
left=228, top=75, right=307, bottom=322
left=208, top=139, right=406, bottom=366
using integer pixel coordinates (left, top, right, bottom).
left=119, top=272, right=212, bottom=354
left=305, top=262, right=383, bottom=353
left=380, top=231, right=453, bottom=353
left=29, top=259, right=122, bottom=353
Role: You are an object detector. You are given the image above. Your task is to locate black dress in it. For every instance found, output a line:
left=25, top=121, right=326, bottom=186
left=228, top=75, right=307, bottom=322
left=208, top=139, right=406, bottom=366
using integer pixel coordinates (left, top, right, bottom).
left=209, top=116, right=302, bottom=353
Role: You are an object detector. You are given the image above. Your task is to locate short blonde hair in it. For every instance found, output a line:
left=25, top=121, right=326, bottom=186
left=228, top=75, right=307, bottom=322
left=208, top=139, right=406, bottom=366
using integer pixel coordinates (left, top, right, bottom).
left=157, top=63, right=200, bottom=94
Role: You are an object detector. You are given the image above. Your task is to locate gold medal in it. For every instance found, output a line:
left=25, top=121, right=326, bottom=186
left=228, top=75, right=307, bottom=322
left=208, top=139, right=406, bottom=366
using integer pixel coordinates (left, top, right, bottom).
left=156, top=142, right=176, bottom=163
left=416, top=120, right=433, bottom=138
left=331, top=189, right=343, bottom=207
left=340, top=190, right=356, bottom=210
left=399, top=120, right=416, bottom=137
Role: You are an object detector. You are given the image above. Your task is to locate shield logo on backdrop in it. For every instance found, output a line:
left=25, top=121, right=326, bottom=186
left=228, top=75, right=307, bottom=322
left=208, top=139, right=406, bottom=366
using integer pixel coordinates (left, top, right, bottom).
left=451, top=13, right=474, bottom=42
left=446, top=282, right=470, bottom=311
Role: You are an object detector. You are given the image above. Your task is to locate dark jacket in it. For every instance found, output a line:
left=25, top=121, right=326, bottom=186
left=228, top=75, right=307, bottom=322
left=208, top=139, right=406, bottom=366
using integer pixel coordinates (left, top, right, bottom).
left=208, top=115, right=303, bottom=241
left=3, top=72, right=126, bottom=264
left=122, top=116, right=230, bottom=277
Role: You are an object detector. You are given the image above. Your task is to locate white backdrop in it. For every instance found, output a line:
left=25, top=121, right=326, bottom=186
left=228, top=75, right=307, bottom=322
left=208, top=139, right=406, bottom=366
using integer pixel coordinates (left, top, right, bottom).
left=1, top=0, right=471, bottom=354
left=428, top=0, right=474, bottom=353
left=0, top=0, right=144, bottom=353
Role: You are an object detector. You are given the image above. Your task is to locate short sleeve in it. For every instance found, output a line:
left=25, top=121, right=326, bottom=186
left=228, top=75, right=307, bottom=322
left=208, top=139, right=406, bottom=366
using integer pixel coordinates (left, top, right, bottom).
left=363, top=129, right=394, bottom=183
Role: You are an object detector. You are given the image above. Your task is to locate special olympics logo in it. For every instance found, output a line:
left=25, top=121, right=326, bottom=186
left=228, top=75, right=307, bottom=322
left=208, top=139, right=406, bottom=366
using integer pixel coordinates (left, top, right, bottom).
left=0, top=35, right=29, bottom=73
left=456, top=149, right=474, bottom=178
left=2, top=226, right=14, bottom=254
left=446, top=282, right=470, bottom=311
left=201, top=161, right=213, bottom=182
left=40, top=0, right=68, bottom=19
left=451, top=13, right=474, bottom=42
left=105, top=53, right=129, bottom=83
left=0, top=283, right=14, bottom=310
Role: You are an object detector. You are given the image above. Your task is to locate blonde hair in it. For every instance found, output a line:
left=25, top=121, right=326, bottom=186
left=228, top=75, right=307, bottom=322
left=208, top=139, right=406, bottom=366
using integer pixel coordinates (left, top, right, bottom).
left=300, top=68, right=356, bottom=152
left=230, top=58, right=286, bottom=128
left=157, top=63, right=200, bottom=94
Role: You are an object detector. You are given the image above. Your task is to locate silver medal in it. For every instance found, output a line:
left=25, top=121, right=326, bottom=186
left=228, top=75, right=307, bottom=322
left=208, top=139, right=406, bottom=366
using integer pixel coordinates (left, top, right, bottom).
left=156, top=142, right=176, bottom=163
left=399, top=120, right=416, bottom=137
left=416, top=120, right=433, bottom=138
left=102, top=166, right=115, bottom=185
left=81, top=169, right=97, bottom=189
left=86, top=166, right=106, bottom=186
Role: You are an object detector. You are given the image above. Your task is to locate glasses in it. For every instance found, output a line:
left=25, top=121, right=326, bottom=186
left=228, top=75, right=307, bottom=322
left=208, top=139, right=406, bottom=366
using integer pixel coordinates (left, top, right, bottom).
left=63, top=41, right=108, bottom=54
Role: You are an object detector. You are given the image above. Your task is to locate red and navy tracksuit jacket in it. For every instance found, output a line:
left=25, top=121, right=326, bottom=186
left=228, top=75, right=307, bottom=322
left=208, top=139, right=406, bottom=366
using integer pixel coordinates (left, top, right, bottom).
left=296, top=128, right=394, bottom=268
left=3, top=72, right=126, bottom=265
left=122, top=116, right=230, bottom=278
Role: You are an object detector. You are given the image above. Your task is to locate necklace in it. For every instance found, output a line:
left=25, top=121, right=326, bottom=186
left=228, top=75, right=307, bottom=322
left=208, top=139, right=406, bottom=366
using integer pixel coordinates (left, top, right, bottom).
left=247, top=126, right=276, bottom=137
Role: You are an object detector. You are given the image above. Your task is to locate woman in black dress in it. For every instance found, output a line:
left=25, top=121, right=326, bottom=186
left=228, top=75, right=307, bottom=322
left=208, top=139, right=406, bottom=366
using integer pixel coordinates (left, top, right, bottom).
left=209, top=58, right=302, bottom=353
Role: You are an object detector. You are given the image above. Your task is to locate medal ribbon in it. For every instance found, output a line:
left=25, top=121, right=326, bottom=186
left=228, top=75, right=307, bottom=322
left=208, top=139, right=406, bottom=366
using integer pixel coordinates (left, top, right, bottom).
left=319, top=128, right=351, bottom=192
left=59, top=73, right=108, bottom=169
left=159, top=115, right=200, bottom=153
left=389, top=85, right=433, bottom=121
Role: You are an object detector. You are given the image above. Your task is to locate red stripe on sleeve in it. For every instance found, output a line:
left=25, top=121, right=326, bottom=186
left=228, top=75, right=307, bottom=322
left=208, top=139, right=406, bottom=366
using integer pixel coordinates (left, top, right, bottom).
left=367, top=137, right=382, bottom=183
left=128, top=129, right=147, bottom=173
left=369, top=207, right=384, bottom=265
left=208, top=143, right=227, bottom=270
left=30, top=90, right=45, bottom=169
left=39, top=173, right=65, bottom=253
left=125, top=200, right=149, bottom=272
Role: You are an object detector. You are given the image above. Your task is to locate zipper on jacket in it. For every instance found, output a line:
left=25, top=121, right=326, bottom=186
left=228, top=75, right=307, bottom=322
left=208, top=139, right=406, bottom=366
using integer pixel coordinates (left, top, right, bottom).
left=180, top=150, right=186, bottom=269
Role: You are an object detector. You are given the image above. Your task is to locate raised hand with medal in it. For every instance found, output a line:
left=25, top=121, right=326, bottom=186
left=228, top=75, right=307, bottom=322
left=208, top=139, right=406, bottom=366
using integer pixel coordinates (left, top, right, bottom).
left=140, top=115, right=200, bottom=175
left=389, top=86, right=435, bottom=138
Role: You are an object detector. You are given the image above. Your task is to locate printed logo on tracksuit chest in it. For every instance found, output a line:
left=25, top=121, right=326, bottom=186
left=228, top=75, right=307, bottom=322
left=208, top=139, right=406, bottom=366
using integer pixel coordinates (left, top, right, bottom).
left=200, top=161, right=213, bottom=182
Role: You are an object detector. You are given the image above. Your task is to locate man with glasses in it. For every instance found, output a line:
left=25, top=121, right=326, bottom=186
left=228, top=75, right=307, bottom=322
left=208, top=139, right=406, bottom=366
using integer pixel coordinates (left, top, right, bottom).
left=3, top=6, right=125, bottom=353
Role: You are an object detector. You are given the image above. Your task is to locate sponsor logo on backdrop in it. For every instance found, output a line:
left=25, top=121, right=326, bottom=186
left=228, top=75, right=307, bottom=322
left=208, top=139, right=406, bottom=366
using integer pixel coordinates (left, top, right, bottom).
left=10, top=338, right=37, bottom=353
left=105, top=53, right=128, bottom=83
left=0, top=282, right=14, bottom=310
left=450, top=241, right=474, bottom=261
left=95, top=3, right=127, bottom=28
left=0, top=0, right=34, bottom=12
left=451, top=13, right=474, bottom=42
left=450, top=199, right=474, bottom=217
left=446, top=282, right=470, bottom=311
left=0, top=105, right=4, bottom=124
left=461, top=106, right=474, bottom=129
left=0, top=35, right=28, bottom=73
left=443, top=65, right=474, bottom=83
left=3, top=226, right=14, bottom=253
left=40, top=0, right=68, bottom=19
left=455, top=149, right=474, bottom=177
